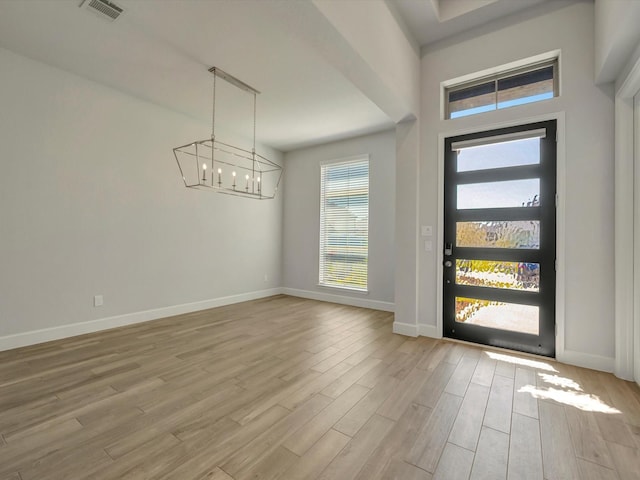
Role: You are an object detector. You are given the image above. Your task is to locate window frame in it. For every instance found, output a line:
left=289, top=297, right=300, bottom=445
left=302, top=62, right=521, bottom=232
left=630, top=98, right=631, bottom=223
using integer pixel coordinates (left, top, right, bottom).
left=445, top=59, right=559, bottom=120
left=318, top=155, right=370, bottom=293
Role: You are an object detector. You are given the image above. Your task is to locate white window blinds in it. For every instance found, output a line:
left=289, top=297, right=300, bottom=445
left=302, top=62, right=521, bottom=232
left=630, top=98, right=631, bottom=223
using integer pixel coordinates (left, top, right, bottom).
left=319, top=157, right=369, bottom=291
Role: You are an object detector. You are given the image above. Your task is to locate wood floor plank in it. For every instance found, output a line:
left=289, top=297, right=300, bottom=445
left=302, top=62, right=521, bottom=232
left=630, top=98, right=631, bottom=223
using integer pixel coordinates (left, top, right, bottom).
left=279, top=429, right=350, bottom=480
left=237, top=445, right=299, bottom=480
left=380, top=458, right=433, bottom=480
left=443, top=343, right=465, bottom=365
left=444, top=355, right=478, bottom=397
left=356, top=402, right=433, bottom=480
left=513, top=367, right=539, bottom=419
left=494, top=358, right=516, bottom=379
left=414, top=360, right=456, bottom=409
left=575, top=459, right=620, bottom=480
left=607, top=441, right=640, bottom=480
left=1, top=296, right=639, bottom=480
left=448, top=382, right=490, bottom=451
left=195, top=467, right=234, bottom=480
left=279, top=362, right=354, bottom=410
left=539, top=400, right=581, bottom=479
left=483, top=373, right=514, bottom=434
left=334, top=376, right=399, bottom=437
left=508, top=412, right=543, bottom=480
left=416, top=342, right=450, bottom=372
left=92, top=433, right=183, bottom=480
left=470, top=427, right=509, bottom=480
left=156, top=405, right=292, bottom=479
left=0, top=473, right=22, bottom=480
left=376, top=363, right=435, bottom=421
left=282, top=384, right=369, bottom=456
left=564, top=406, right=614, bottom=469
left=316, top=414, right=395, bottom=480
left=596, top=372, right=640, bottom=427
left=596, top=413, right=637, bottom=448
left=406, top=392, right=463, bottom=473
left=221, top=395, right=332, bottom=479
left=432, top=442, right=474, bottom=480
left=320, top=357, right=380, bottom=398
left=229, top=369, right=321, bottom=425
left=278, top=347, right=340, bottom=382
left=471, top=355, right=497, bottom=387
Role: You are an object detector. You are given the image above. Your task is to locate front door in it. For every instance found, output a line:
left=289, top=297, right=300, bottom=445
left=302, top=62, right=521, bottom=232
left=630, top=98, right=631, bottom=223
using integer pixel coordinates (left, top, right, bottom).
left=443, top=120, right=557, bottom=357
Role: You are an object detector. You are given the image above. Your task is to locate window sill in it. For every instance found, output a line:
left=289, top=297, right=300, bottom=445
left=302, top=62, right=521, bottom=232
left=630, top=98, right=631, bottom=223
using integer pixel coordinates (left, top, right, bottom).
left=317, top=284, right=369, bottom=295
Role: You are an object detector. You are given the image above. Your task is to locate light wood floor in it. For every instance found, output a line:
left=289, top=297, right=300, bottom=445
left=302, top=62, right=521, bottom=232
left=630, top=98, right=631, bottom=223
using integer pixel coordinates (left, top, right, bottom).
left=1, top=295, right=639, bottom=480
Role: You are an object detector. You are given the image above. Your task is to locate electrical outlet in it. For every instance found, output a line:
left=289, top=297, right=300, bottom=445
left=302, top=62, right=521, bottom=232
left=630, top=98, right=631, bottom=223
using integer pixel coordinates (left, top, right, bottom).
left=424, top=240, right=433, bottom=251
left=94, top=295, right=104, bottom=307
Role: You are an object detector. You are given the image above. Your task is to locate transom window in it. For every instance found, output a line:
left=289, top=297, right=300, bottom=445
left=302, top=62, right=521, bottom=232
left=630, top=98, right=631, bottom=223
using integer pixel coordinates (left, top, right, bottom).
left=319, top=156, right=369, bottom=291
left=445, top=60, right=558, bottom=119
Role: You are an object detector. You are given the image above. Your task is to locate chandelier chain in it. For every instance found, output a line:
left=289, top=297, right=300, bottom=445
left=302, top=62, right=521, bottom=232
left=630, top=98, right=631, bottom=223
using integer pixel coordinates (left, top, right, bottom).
left=252, top=93, right=257, bottom=154
left=211, top=71, right=217, bottom=140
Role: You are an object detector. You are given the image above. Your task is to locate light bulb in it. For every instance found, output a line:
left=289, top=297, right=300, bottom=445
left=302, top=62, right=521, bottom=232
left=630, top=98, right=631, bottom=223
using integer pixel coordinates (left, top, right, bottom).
left=245, top=174, right=249, bottom=180
left=217, top=168, right=222, bottom=174
left=232, top=171, right=236, bottom=177
left=257, top=177, right=261, bottom=182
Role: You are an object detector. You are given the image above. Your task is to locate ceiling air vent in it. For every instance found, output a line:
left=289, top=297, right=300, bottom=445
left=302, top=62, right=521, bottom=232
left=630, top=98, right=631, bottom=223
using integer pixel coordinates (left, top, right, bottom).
left=79, top=0, right=124, bottom=22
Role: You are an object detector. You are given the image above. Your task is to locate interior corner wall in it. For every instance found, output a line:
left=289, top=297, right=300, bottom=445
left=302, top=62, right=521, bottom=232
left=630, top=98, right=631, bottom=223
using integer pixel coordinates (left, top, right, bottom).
left=282, top=130, right=396, bottom=310
left=416, top=1, right=616, bottom=369
left=0, top=47, right=283, bottom=349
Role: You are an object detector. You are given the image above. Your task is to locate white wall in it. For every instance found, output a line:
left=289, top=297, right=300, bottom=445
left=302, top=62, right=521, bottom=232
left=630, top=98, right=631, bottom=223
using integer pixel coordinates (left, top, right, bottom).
left=411, top=2, right=616, bottom=369
left=0, top=47, right=282, bottom=349
left=282, top=130, right=396, bottom=310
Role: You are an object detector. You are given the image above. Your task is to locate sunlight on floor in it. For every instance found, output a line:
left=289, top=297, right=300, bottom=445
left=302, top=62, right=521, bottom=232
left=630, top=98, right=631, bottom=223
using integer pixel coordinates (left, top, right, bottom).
left=484, top=351, right=558, bottom=372
left=538, top=372, right=582, bottom=391
left=518, top=385, right=621, bottom=414
left=483, top=351, right=621, bottom=414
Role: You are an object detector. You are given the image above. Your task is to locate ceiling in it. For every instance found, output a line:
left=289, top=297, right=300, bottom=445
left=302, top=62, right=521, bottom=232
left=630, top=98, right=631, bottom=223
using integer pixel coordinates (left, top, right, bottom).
left=0, top=0, right=555, bottom=152
left=393, top=0, right=552, bottom=47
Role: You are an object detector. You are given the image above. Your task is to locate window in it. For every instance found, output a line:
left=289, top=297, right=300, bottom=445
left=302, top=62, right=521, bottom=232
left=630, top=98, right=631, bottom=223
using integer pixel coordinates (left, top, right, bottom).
left=319, top=157, right=369, bottom=291
left=445, top=60, right=558, bottom=119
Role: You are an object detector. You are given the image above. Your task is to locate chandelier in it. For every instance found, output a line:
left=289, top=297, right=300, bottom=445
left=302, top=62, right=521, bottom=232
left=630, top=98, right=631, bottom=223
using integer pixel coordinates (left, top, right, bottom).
left=173, top=67, right=282, bottom=199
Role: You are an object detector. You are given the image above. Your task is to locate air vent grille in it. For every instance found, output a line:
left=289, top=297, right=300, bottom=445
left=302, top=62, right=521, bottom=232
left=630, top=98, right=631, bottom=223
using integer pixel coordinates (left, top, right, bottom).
left=80, top=0, right=123, bottom=22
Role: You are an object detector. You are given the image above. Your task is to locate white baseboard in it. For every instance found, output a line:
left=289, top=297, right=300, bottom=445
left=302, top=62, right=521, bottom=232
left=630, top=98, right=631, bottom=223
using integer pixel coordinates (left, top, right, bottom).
left=418, top=323, right=441, bottom=338
left=557, top=349, right=615, bottom=373
left=0, top=288, right=283, bottom=353
left=393, top=322, right=441, bottom=339
left=392, top=321, right=418, bottom=337
left=282, top=288, right=395, bottom=312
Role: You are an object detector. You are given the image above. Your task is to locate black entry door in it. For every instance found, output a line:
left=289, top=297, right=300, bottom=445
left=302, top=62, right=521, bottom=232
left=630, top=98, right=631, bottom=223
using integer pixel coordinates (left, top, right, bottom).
left=443, top=120, right=556, bottom=357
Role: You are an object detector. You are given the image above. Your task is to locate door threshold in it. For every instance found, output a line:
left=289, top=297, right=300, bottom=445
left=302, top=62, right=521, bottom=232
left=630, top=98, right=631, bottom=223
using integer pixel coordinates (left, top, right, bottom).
left=441, top=336, right=558, bottom=363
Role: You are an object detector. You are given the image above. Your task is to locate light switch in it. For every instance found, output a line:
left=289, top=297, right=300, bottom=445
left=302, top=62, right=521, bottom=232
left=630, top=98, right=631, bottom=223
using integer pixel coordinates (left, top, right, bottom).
left=421, top=225, right=433, bottom=236
left=424, top=240, right=433, bottom=251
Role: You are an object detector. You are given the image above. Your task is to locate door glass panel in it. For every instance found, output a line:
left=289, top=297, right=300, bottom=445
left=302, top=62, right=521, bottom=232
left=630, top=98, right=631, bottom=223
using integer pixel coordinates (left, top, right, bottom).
left=457, top=137, right=540, bottom=172
left=456, top=259, right=539, bottom=291
left=456, top=297, right=539, bottom=335
left=456, top=221, right=540, bottom=249
left=457, top=179, right=539, bottom=209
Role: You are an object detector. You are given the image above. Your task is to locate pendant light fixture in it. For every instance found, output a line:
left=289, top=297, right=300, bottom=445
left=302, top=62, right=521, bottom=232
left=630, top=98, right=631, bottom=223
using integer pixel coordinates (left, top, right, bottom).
left=173, top=67, right=282, bottom=199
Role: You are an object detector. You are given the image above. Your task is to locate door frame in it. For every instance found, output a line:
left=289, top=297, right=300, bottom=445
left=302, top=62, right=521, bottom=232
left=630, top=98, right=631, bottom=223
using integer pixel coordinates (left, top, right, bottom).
left=436, top=112, right=566, bottom=360
left=614, top=55, right=640, bottom=383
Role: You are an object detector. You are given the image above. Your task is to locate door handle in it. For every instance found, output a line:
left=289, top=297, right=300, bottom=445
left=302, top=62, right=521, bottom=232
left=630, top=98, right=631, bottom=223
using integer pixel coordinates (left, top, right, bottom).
left=444, top=260, right=453, bottom=268
left=444, top=243, right=453, bottom=256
